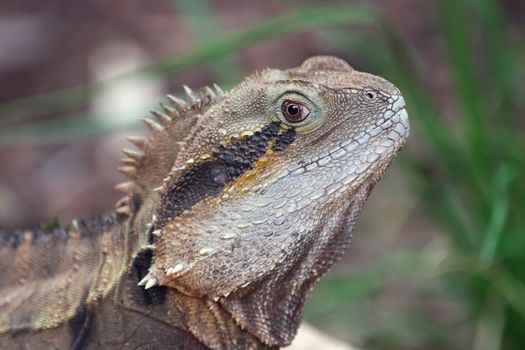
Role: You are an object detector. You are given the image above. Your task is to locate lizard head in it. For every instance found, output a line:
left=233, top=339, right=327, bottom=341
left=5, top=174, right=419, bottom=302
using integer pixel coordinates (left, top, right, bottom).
left=120, top=56, right=409, bottom=346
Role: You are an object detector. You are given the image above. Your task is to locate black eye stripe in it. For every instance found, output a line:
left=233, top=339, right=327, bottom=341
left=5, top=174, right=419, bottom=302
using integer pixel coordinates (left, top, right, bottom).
left=272, top=128, right=296, bottom=151
left=154, top=122, right=296, bottom=231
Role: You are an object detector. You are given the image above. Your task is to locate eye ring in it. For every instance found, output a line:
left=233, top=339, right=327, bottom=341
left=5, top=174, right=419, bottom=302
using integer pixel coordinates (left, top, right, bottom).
left=281, top=100, right=309, bottom=123
left=365, top=90, right=377, bottom=100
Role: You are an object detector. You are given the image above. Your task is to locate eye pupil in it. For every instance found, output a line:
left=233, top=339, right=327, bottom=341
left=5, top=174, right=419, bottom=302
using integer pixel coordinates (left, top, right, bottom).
left=287, top=104, right=300, bottom=115
left=366, top=92, right=375, bottom=99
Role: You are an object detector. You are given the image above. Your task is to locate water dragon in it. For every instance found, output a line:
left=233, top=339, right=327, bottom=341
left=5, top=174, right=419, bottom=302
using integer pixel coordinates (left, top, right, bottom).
left=0, top=56, right=409, bottom=349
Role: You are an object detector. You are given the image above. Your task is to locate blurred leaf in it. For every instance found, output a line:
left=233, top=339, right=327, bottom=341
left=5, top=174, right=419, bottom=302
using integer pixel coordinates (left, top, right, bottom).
left=0, top=3, right=378, bottom=127
left=440, top=253, right=525, bottom=321
left=305, top=250, right=424, bottom=319
left=172, top=0, right=245, bottom=83
left=479, top=164, right=515, bottom=265
left=40, top=217, right=60, bottom=232
left=438, top=0, right=488, bottom=174
left=471, top=0, right=517, bottom=119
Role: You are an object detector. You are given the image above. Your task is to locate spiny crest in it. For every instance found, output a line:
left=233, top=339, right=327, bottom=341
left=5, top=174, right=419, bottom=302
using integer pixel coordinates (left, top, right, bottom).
left=114, top=84, right=226, bottom=216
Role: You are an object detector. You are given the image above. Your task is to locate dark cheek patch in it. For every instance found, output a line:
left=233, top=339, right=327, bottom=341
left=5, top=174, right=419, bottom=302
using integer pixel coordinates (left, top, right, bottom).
left=129, top=249, right=168, bottom=305
left=155, top=122, right=284, bottom=230
left=68, top=303, right=93, bottom=350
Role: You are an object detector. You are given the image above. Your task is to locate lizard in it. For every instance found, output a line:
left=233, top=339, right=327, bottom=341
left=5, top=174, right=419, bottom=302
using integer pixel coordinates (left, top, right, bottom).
left=0, top=56, right=409, bottom=350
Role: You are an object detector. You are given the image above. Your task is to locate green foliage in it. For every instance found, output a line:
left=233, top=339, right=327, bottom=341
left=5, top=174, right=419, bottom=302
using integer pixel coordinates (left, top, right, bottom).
left=1, top=0, right=524, bottom=349
left=40, top=217, right=61, bottom=232
left=0, top=3, right=377, bottom=144
left=328, top=0, right=525, bottom=348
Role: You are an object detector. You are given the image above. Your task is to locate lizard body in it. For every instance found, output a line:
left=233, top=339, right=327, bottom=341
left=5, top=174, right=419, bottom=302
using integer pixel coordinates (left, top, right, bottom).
left=0, top=56, right=409, bottom=349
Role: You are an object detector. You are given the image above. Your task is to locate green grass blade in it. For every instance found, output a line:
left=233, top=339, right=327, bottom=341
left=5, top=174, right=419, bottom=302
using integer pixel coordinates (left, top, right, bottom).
left=172, top=0, right=245, bottom=84
left=471, top=0, right=517, bottom=119
left=438, top=0, right=488, bottom=169
left=479, top=164, right=515, bottom=265
left=440, top=253, right=525, bottom=321
left=0, top=3, right=378, bottom=126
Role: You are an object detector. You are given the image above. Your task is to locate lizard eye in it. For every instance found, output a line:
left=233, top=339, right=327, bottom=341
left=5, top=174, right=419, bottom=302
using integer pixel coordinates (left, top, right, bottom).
left=281, top=100, right=310, bottom=123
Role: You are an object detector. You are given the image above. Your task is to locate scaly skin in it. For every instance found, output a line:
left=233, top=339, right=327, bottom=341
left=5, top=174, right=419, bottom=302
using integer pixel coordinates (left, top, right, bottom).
left=0, top=56, right=409, bottom=349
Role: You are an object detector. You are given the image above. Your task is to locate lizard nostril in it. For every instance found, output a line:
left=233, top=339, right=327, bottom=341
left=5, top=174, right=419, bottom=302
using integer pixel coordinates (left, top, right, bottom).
left=365, top=91, right=377, bottom=100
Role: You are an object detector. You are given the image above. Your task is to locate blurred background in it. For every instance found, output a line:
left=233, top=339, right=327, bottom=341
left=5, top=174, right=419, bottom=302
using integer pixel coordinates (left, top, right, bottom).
left=0, top=0, right=524, bottom=349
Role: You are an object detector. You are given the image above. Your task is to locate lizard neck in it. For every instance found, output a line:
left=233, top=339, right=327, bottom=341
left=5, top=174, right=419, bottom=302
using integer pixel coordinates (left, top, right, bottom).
left=116, top=278, right=269, bottom=349
left=115, top=183, right=369, bottom=349
left=112, top=200, right=265, bottom=349
left=118, top=246, right=269, bottom=349
left=113, top=177, right=372, bottom=350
